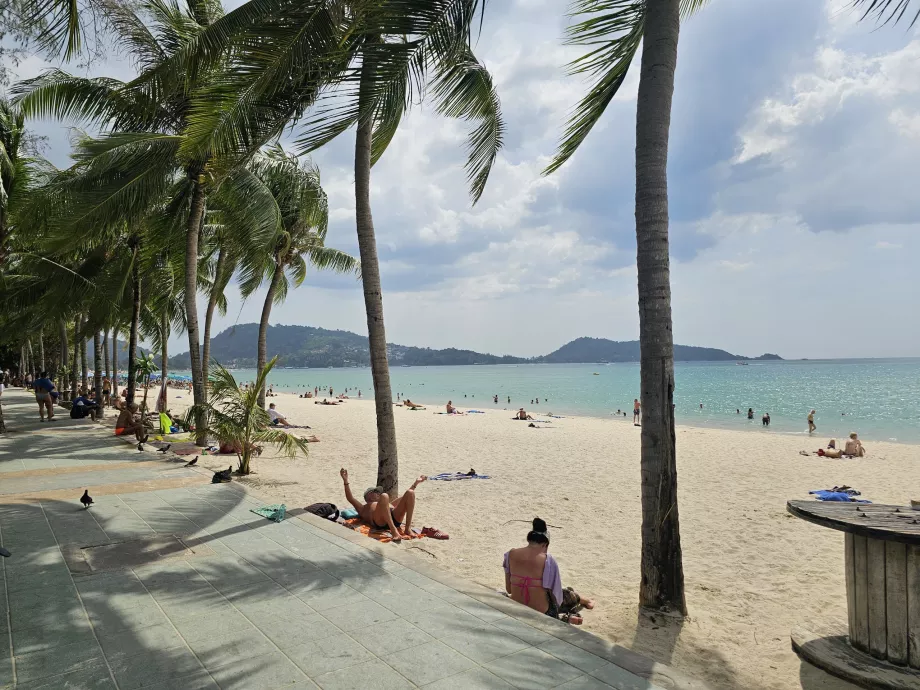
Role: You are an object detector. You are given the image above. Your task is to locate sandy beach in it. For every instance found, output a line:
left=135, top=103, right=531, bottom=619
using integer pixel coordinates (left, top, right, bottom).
left=165, top=392, right=920, bottom=690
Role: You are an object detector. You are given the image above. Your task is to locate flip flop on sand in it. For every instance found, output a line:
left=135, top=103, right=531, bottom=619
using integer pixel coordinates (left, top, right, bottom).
left=421, top=527, right=449, bottom=540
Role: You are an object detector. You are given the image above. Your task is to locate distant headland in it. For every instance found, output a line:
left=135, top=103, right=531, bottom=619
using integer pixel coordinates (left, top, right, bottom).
left=168, top=325, right=782, bottom=369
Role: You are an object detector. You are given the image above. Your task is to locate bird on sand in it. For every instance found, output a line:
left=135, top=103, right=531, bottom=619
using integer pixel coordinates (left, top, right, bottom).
left=184, top=456, right=198, bottom=467
left=212, top=466, right=232, bottom=483
left=157, top=444, right=171, bottom=453
left=80, top=490, right=93, bottom=509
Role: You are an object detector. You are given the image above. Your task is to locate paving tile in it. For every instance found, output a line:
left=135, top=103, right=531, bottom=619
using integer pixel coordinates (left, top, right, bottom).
left=384, top=640, right=476, bottom=686
left=207, top=651, right=307, bottom=689
left=484, top=648, right=583, bottom=690
left=320, top=600, right=398, bottom=633
left=14, top=639, right=105, bottom=684
left=96, top=622, right=185, bottom=661
left=109, top=644, right=203, bottom=689
left=294, top=582, right=370, bottom=612
left=257, top=612, right=343, bottom=650
left=171, top=611, right=254, bottom=643
left=0, top=650, right=11, bottom=688
left=423, top=666, right=517, bottom=689
left=13, top=660, right=115, bottom=689
left=12, top=619, right=96, bottom=655
left=491, top=618, right=555, bottom=647
left=556, top=676, right=617, bottom=690
left=439, top=624, right=530, bottom=664
left=348, top=618, right=435, bottom=656
left=539, top=639, right=609, bottom=674
left=404, top=604, right=489, bottom=638
left=588, top=662, right=661, bottom=690
left=188, top=624, right=276, bottom=671
left=311, top=658, right=413, bottom=690
left=132, top=668, right=220, bottom=690
left=284, top=631, right=374, bottom=678
left=87, top=602, right=168, bottom=634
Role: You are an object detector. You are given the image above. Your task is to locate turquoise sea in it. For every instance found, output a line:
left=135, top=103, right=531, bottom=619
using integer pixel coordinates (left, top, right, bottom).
left=173, top=359, right=920, bottom=444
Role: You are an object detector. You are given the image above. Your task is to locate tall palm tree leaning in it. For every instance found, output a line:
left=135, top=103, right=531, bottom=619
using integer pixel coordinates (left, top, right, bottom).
left=233, top=147, right=358, bottom=409
left=180, top=0, right=504, bottom=493
left=544, top=0, right=707, bottom=615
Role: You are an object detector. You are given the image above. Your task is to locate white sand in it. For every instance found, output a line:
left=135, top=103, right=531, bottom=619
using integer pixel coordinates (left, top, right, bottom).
left=168, top=392, right=920, bottom=690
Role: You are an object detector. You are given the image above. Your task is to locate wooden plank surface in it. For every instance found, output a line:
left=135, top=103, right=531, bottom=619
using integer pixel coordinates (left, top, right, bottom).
left=886, top=541, right=909, bottom=665
left=853, top=535, right=870, bottom=652
left=868, top=538, right=888, bottom=659
left=787, top=501, right=920, bottom=545
left=846, top=533, right=857, bottom=641
left=908, top=545, right=920, bottom=670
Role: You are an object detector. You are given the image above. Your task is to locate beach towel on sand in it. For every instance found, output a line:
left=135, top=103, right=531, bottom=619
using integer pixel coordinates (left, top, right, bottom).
left=251, top=504, right=286, bottom=522
left=342, top=518, right=426, bottom=543
left=809, top=490, right=871, bottom=503
left=429, top=472, right=491, bottom=481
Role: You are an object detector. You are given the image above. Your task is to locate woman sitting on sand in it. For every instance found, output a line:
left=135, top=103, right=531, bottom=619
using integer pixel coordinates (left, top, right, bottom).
left=844, top=432, right=866, bottom=457
left=503, top=518, right=594, bottom=624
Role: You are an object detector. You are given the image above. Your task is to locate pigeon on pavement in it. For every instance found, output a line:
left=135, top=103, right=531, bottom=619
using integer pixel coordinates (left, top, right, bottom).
left=184, top=456, right=198, bottom=467
left=80, top=489, right=93, bottom=509
left=157, top=444, right=171, bottom=453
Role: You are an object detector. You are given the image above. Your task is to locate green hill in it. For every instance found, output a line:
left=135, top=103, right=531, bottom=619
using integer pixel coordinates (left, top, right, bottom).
left=168, top=324, right=782, bottom=368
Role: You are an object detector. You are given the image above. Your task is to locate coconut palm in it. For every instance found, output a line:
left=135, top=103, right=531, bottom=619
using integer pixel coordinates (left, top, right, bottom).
left=179, top=0, right=504, bottom=493
left=231, top=147, right=358, bottom=408
left=543, top=0, right=709, bottom=615
left=188, top=358, right=311, bottom=475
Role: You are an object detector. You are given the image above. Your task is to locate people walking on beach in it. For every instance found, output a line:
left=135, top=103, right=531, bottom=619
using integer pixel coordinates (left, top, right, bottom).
left=633, top=399, right=640, bottom=426
left=503, top=518, right=595, bottom=625
left=747, top=408, right=754, bottom=420
left=808, top=410, right=816, bottom=434
left=33, top=371, right=57, bottom=422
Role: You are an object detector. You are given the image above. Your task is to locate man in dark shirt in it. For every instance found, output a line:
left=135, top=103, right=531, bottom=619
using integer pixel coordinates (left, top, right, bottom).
left=33, top=372, right=57, bottom=422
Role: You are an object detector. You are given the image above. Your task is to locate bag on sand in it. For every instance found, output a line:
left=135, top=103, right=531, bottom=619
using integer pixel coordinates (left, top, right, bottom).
left=305, top=502, right=339, bottom=521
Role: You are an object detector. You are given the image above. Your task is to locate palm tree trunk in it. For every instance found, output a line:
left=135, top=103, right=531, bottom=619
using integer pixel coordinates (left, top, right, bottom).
left=185, top=178, right=207, bottom=445
left=112, top=327, right=119, bottom=400
left=159, top=310, right=168, bottom=412
left=103, top=329, right=110, bottom=378
left=59, top=319, right=69, bottom=401
left=202, top=244, right=227, bottom=386
left=635, top=0, right=686, bottom=616
left=71, top=319, right=79, bottom=399
left=26, top=339, right=34, bottom=376
left=93, top=331, right=103, bottom=418
left=80, top=322, right=88, bottom=393
left=256, top=263, right=283, bottom=410
left=38, top=331, right=45, bottom=372
left=355, top=81, right=399, bottom=496
left=127, top=242, right=141, bottom=404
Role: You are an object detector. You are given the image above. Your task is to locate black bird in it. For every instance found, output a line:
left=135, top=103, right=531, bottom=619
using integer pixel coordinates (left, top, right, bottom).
left=212, top=466, right=233, bottom=484
left=157, top=444, right=171, bottom=453
left=184, top=456, right=198, bottom=467
left=137, top=443, right=144, bottom=451
left=0, top=547, right=10, bottom=557
left=80, top=490, right=93, bottom=509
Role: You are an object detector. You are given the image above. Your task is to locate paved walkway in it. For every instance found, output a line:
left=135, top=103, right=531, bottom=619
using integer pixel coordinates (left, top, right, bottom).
left=0, top=391, right=702, bottom=690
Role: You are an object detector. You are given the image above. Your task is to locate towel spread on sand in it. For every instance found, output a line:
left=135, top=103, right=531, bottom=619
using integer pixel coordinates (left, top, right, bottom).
left=429, top=472, right=491, bottom=481
left=251, top=504, right=287, bottom=522
left=809, top=490, right=871, bottom=503
left=342, top=518, right=425, bottom=543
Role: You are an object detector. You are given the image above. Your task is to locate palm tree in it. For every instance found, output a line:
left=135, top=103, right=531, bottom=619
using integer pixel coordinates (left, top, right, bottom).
left=235, top=147, right=358, bottom=409
left=0, top=98, right=32, bottom=270
left=181, top=0, right=504, bottom=493
left=543, top=0, right=708, bottom=615
left=188, top=358, right=311, bottom=475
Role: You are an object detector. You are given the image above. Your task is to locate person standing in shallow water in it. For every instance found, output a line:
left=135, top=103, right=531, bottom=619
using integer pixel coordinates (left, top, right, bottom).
left=808, top=410, right=816, bottom=434
left=747, top=408, right=754, bottom=420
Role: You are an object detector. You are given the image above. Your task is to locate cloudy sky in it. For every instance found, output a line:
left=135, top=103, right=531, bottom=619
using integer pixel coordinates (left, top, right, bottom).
left=7, top=0, right=920, bottom=360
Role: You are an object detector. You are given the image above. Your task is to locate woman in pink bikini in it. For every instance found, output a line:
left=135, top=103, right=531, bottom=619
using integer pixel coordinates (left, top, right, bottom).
left=502, top=518, right=594, bottom=624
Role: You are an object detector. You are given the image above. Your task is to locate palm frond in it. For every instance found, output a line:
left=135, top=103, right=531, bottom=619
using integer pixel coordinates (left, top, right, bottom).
left=851, top=0, right=920, bottom=26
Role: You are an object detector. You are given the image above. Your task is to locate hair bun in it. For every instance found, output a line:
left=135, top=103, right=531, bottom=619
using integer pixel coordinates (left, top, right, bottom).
left=532, top=517, right=547, bottom=533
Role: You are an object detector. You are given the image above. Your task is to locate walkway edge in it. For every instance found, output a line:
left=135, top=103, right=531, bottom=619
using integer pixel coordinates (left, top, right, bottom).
left=296, top=510, right=712, bottom=690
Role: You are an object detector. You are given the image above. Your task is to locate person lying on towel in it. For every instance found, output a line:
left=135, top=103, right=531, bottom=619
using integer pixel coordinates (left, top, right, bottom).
left=340, top=468, right=427, bottom=542
left=503, top=518, right=595, bottom=625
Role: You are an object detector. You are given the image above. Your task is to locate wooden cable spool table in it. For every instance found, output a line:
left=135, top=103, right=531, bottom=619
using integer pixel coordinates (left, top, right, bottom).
left=787, top=500, right=920, bottom=689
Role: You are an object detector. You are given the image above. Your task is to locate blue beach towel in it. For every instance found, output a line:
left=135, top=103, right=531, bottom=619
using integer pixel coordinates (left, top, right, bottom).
left=251, top=504, right=287, bottom=522
left=809, top=490, right=871, bottom=503
left=429, top=472, right=491, bottom=481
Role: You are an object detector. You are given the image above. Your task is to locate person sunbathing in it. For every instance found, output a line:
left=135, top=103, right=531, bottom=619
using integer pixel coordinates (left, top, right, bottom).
left=339, top=468, right=426, bottom=541
left=403, top=399, right=423, bottom=409
left=516, top=408, right=534, bottom=421
left=446, top=400, right=460, bottom=414
left=315, top=398, right=340, bottom=405
left=503, top=518, right=594, bottom=624
left=114, top=403, right=148, bottom=446
left=844, top=432, right=866, bottom=457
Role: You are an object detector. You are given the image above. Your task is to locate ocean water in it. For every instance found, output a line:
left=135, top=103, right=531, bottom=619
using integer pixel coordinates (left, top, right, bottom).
left=172, top=359, right=920, bottom=444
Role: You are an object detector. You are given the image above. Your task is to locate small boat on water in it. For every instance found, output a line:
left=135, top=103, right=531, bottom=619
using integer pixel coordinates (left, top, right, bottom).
left=736, top=361, right=749, bottom=366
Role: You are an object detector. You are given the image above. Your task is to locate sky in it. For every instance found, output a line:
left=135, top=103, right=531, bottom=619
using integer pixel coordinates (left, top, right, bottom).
left=5, top=0, right=920, bottom=360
